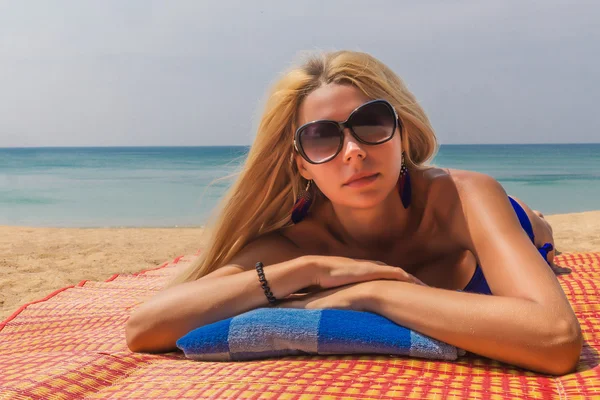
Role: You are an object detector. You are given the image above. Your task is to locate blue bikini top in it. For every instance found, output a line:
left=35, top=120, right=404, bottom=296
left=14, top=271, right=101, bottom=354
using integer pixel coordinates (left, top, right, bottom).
left=461, top=197, right=554, bottom=295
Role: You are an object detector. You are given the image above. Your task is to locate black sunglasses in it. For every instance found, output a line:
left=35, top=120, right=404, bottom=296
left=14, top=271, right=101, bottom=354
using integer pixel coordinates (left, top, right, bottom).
left=293, top=99, right=400, bottom=164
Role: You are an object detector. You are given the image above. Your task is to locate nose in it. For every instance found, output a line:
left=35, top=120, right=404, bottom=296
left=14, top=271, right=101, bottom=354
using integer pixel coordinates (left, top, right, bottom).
left=342, top=129, right=367, bottom=163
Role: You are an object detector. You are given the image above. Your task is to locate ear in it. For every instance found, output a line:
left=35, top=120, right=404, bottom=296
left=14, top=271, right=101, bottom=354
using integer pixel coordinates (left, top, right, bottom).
left=294, top=153, right=313, bottom=181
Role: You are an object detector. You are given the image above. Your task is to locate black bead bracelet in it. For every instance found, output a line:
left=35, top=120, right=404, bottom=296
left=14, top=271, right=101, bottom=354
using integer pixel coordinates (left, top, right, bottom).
left=255, top=261, right=277, bottom=305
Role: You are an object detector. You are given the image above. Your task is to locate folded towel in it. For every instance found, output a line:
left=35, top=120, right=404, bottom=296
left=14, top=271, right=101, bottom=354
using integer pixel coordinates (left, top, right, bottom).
left=176, top=308, right=465, bottom=361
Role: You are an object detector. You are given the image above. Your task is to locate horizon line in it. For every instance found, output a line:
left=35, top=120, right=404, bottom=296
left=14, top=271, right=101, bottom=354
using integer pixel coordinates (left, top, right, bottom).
left=1, top=142, right=599, bottom=149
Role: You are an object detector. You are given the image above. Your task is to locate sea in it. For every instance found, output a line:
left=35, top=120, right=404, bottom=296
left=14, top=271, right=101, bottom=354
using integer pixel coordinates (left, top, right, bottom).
left=1, top=144, right=598, bottom=228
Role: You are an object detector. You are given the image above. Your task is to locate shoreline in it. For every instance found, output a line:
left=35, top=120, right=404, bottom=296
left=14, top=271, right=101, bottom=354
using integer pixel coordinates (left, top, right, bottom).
left=1, top=210, right=599, bottom=321
left=0, top=210, right=597, bottom=230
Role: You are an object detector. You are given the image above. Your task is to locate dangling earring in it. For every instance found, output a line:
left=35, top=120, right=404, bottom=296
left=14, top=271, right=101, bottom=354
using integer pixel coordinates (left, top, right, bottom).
left=291, top=180, right=313, bottom=224
left=399, top=152, right=411, bottom=209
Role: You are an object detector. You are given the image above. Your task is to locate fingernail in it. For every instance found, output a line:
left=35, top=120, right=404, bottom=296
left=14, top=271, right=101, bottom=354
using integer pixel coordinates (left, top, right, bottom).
left=416, top=278, right=426, bottom=286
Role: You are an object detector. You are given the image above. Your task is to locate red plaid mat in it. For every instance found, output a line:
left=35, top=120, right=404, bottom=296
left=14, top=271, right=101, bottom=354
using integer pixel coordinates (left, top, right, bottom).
left=1, top=252, right=599, bottom=399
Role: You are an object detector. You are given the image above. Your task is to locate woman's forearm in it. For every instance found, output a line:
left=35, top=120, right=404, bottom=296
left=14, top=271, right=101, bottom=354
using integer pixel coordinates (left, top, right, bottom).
left=361, top=281, right=582, bottom=375
left=126, top=256, right=316, bottom=353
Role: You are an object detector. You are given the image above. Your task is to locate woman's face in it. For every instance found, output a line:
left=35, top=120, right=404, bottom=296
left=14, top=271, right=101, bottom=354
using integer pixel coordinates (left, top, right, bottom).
left=295, top=84, right=403, bottom=210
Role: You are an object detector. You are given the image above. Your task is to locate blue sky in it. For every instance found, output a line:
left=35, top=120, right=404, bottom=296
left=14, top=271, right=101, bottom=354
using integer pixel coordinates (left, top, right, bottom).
left=0, top=0, right=598, bottom=146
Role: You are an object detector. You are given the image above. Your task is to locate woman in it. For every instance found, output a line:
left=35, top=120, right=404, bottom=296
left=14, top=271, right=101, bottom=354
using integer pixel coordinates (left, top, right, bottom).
left=126, top=50, right=582, bottom=375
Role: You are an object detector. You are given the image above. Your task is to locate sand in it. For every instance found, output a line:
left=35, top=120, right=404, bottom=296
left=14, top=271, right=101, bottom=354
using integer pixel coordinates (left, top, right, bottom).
left=1, top=211, right=599, bottom=321
left=0, top=227, right=208, bottom=321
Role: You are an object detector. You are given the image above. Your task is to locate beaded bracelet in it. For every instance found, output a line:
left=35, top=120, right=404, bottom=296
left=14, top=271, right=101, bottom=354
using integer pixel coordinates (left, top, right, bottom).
left=255, top=261, right=277, bottom=305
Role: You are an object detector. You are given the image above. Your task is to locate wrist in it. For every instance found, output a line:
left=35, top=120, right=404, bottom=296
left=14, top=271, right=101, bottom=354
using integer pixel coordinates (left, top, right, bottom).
left=298, top=255, right=322, bottom=287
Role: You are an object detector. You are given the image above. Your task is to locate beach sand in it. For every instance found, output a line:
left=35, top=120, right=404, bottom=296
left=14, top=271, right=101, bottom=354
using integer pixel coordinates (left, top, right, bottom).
left=1, top=211, right=599, bottom=321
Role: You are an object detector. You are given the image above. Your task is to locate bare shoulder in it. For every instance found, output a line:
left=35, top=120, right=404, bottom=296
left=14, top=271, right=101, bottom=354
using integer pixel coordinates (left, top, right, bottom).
left=428, top=168, right=496, bottom=192
left=423, top=168, right=508, bottom=246
left=421, top=168, right=486, bottom=214
left=445, top=168, right=512, bottom=218
left=426, top=167, right=503, bottom=205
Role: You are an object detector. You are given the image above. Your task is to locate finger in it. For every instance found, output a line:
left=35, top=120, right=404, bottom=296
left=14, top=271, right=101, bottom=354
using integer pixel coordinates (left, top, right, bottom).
left=353, top=258, right=388, bottom=265
left=411, top=275, right=428, bottom=286
left=387, top=268, right=426, bottom=286
left=386, top=268, right=414, bottom=282
left=393, top=270, right=424, bottom=285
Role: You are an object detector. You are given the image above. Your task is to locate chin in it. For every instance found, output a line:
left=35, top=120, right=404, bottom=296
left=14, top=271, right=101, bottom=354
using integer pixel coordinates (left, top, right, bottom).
left=323, top=177, right=398, bottom=209
left=332, top=191, right=393, bottom=210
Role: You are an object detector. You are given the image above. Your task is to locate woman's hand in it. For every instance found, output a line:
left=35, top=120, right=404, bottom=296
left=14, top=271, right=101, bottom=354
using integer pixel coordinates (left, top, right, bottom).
left=275, top=282, right=372, bottom=311
left=308, top=255, right=425, bottom=289
left=279, top=277, right=428, bottom=311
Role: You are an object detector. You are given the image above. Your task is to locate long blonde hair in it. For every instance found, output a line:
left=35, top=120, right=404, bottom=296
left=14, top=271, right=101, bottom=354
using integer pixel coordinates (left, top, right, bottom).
left=167, top=50, right=438, bottom=286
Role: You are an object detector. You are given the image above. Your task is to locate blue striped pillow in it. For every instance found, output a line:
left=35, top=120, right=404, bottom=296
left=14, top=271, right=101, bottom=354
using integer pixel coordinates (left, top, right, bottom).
left=176, top=308, right=464, bottom=361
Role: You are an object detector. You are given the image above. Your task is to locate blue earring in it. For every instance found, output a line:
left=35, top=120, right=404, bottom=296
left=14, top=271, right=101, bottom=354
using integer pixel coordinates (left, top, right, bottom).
left=399, top=152, right=411, bottom=209
left=291, top=180, right=313, bottom=224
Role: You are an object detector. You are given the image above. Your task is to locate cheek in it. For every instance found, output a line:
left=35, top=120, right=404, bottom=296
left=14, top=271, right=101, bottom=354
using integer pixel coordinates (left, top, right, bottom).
left=311, top=166, right=341, bottom=196
left=385, top=137, right=403, bottom=174
left=374, top=138, right=403, bottom=175
left=390, top=131, right=403, bottom=157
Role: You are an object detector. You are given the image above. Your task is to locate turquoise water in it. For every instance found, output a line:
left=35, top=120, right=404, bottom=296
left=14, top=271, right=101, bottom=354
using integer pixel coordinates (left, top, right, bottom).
left=0, top=144, right=598, bottom=227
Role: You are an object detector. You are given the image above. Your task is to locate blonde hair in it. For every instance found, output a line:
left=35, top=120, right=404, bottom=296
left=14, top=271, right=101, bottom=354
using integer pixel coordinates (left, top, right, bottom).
left=167, top=50, right=438, bottom=287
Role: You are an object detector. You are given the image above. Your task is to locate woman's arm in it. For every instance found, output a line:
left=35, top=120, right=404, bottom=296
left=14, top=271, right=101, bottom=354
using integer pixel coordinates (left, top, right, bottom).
left=125, top=234, right=415, bottom=354
left=125, top=234, right=313, bottom=353
left=362, top=172, right=582, bottom=375
left=361, top=281, right=580, bottom=375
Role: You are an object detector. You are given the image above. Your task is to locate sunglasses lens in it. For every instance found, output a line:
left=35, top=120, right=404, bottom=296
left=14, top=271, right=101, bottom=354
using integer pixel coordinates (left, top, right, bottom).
left=299, top=122, right=341, bottom=163
left=350, top=101, right=396, bottom=143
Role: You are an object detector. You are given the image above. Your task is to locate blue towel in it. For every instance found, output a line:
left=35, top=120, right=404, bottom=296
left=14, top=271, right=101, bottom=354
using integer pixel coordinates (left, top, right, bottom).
left=176, top=308, right=465, bottom=361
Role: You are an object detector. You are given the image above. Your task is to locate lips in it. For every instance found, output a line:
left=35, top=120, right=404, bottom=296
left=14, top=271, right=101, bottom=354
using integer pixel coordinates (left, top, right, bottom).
left=343, top=172, right=379, bottom=187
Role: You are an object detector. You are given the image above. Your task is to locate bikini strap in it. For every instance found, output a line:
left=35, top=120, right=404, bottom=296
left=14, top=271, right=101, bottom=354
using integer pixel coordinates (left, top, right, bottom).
left=508, top=197, right=535, bottom=243
left=508, top=197, right=553, bottom=265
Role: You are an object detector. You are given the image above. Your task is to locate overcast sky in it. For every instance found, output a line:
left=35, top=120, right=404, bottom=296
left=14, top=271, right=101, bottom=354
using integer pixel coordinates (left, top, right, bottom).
left=0, top=0, right=598, bottom=147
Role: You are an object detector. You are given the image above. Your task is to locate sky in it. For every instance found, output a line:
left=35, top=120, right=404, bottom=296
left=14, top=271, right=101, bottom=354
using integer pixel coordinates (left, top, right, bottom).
left=0, top=0, right=598, bottom=147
